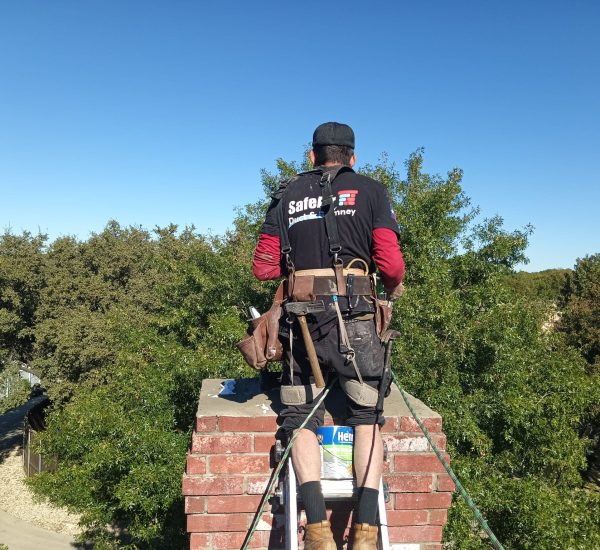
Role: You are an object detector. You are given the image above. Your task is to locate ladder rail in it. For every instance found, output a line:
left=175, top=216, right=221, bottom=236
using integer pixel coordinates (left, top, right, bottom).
left=377, top=477, right=389, bottom=550
left=285, top=459, right=299, bottom=550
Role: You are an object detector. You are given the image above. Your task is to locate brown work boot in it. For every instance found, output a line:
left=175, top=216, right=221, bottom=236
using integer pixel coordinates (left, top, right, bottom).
left=303, top=519, right=336, bottom=550
left=350, top=523, right=378, bottom=549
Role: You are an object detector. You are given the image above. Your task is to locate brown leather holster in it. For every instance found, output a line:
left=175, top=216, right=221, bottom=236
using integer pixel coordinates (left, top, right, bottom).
left=236, top=282, right=285, bottom=369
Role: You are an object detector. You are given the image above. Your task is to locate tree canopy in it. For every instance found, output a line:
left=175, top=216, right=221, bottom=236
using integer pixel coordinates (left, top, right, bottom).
left=503, top=268, right=571, bottom=303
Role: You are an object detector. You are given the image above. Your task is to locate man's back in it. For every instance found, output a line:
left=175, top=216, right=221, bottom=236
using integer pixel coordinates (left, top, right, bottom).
left=261, top=168, right=399, bottom=272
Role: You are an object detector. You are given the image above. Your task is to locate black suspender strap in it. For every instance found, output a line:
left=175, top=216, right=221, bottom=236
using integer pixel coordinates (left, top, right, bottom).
left=320, top=166, right=352, bottom=295
left=275, top=166, right=350, bottom=278
left=319, top=167, right=344, bottom=263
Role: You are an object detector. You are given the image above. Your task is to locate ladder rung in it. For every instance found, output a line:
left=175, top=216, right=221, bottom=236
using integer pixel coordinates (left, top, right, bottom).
left=318, top=479, right=356, bottom=500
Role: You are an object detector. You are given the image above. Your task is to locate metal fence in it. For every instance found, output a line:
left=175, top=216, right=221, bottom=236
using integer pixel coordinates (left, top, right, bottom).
left=22, top=399, right=56, bottom=476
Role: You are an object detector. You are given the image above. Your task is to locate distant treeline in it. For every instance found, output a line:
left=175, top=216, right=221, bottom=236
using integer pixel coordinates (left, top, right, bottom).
left=503, top=268, right=571, bottom=302
left=1, top=150, right=599, bottom=548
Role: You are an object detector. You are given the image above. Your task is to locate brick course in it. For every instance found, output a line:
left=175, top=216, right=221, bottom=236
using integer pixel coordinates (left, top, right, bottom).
left=192, top=434, right=253, bottom=454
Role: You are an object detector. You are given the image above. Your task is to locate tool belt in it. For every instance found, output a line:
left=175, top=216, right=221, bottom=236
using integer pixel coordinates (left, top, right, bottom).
left=290, top=267, right=373, bottom=302
left=290, top=269, right=373, bottom=302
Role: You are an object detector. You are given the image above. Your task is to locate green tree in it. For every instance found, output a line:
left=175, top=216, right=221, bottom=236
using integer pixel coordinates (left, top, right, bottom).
left=30, top=327, right=209, bottom=548
left=29, top=222, right=260, bottom=547
left=0, top=231, right=46, bottom=364
left=221, top=149, right=600, bottom=546
left=32, top=222, right=169, bottom=404
left=0, top=231, right=46, bottom=412
left=373, top=152, right=599, bottom=548
left=559, top=253, right=600, bottom=487
left=560, top=253, right=600, bottom=369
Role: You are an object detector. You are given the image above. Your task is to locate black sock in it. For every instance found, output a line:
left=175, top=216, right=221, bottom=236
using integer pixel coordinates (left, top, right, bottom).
left=356, top=487, right=379, bottom=525
left=299, top=481, right=327, bottom=524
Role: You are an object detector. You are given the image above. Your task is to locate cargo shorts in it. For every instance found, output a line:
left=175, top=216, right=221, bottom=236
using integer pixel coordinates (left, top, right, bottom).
left=277, top=307, right=386, bottom=438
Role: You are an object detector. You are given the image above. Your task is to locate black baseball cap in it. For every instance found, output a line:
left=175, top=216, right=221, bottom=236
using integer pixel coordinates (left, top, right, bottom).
left=312, top=122, right=355, bottom=149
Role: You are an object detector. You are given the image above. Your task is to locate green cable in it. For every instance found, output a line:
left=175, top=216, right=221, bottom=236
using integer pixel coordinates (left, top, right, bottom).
left=392, top=372, right=505, bottom=550
left=241, top=379, right=335, bottom=550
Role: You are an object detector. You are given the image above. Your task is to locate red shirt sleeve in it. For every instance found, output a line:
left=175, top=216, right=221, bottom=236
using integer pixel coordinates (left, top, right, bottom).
left=372, top=227, right=405, bottom=290
left=252, top=233, right=282, bottom=280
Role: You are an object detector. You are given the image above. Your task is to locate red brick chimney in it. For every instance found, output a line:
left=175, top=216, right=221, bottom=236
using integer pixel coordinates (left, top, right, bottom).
left=183, top=378, right=453, bottom=549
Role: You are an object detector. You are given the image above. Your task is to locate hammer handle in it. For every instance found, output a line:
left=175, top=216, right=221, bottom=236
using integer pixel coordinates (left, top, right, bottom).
left=297, top=315, right=326, bottom=388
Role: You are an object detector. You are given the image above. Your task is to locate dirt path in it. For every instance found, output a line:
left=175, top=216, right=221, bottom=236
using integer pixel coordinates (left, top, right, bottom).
left=0, top=398, right=81, bottom=548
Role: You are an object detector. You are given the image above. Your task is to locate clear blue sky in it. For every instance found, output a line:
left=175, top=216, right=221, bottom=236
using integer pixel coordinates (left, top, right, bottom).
left=1, top=1, right=598, bottom=271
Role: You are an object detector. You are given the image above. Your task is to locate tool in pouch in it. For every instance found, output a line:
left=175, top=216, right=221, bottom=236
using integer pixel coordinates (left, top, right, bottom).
left=284, top=300, right=326, bottom=388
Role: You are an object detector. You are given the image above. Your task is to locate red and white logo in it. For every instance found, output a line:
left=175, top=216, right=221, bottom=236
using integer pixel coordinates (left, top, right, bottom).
left=337, top=189, right=358, bottom=206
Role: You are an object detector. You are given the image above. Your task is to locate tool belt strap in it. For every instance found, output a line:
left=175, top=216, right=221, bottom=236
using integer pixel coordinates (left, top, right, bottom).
left=294, top=269, right=372, bottom=296
left=295, top=267, right=367, bottom=277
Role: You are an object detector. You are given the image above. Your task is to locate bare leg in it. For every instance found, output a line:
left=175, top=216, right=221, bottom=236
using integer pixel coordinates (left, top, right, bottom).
left=291, top=428, right=330, bottom=530
left=353, top=424, right=383, bottom=489
left=291, top=428, right=322, bottom=484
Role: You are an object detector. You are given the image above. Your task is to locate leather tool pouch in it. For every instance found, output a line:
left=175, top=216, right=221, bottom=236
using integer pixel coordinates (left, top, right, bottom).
left=290, top=275, right=316, bottom=302
left=236, top=282, right=285, bottom=369
left=374, top=297, right=393, bottom=340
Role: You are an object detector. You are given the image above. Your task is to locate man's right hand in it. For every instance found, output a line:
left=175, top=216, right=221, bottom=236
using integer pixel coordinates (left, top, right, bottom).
left=386, top=282, right=405, bottom=300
